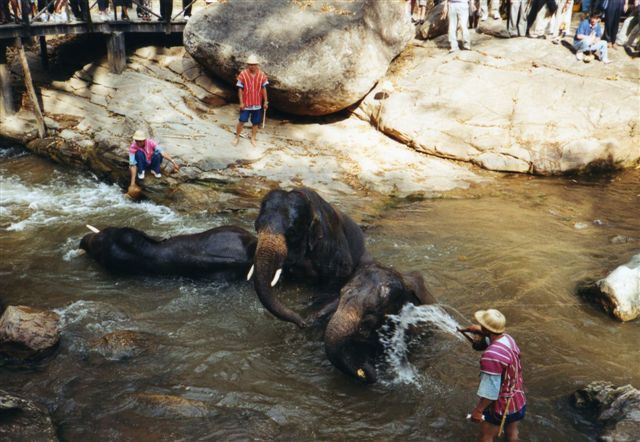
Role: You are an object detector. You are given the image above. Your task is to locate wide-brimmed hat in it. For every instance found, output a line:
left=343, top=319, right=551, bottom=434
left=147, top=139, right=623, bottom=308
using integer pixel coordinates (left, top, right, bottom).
left=474, top=309, right=506, bottom=334
left=133, top=130, right=146, bottom=141
left=246, top=54, right=260, bottom=65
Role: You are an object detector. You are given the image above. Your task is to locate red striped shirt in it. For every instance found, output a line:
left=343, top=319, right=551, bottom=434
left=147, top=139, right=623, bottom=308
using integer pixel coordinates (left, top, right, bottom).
left=237, top=69, right=268, bottom=109
left=480, top=334, right=526, bottom=415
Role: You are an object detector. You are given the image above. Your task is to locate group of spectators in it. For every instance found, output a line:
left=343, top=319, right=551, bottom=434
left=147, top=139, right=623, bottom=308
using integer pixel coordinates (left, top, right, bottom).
left=0, top=0, right=195, bottom=24
left=406, top=0, right=639, bottom=63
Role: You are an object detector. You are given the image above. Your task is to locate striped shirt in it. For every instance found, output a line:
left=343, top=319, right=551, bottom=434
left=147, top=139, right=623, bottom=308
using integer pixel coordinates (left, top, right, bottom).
left=236, top=69, right=268, bottom=110
left=479, top=334, right=526, bottom=415
left=128, top=139, right=162, bottom=164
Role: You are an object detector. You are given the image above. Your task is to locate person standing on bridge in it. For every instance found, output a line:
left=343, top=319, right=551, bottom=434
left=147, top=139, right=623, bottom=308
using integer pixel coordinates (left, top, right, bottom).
left=458, top=309, right=526, bottom=442
left=232, top=54, right=269, bottom=147
left=112, top=0, right=131, bottom=20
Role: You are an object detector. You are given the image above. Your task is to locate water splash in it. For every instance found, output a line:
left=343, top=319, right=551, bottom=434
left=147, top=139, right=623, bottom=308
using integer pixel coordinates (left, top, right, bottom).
left=379, top=304, right=464, bottom=386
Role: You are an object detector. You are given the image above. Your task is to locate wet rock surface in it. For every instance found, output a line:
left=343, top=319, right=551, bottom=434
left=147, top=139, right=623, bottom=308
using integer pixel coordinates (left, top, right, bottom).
left=184, top=0, right=413, bottom=116
left=0, top=306, right=60, bottom=360
left=571, top=381, right=640, bottom=442
left=0, top=390, right=57, bottom=442
left=88, top=330, right=153, bottom=361
left=579, top=254, right=640, bottom=322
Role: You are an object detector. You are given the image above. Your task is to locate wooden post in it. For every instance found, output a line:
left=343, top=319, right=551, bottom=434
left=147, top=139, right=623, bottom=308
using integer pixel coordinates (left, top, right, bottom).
left=107, top=32, right=126, bottom=74
left=15, top=38, right=46, bottom=138
left=20, top=0, right=30, bottom=28
left=81, top=0, right=93, bottom=32
left=39, top=36, right=49, bottom=71
left=0, top=41, right=15, bottom=118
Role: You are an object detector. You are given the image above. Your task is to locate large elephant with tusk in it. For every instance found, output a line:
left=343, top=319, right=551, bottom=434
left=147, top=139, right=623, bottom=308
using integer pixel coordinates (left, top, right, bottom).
left=79, top=225, right=256, bottom=279
left=248, top=187, right=369, bottom=328
left=324, top=262, right=436, bottom=384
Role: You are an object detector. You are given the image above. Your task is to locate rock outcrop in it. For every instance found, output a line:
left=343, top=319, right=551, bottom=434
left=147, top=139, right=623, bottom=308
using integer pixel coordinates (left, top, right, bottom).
left=356, top=34, right=640, bottom=174
left=579, top=254, right=640, bottom=322
left=0, top=305, right=60, bottom=360
left=0, top=390, right=57, bottom=441
left=0, top=44, right=484, bottom=214
left=571, top=381, right=640, bottom=442
left=184, top=0, right=414, bottom=116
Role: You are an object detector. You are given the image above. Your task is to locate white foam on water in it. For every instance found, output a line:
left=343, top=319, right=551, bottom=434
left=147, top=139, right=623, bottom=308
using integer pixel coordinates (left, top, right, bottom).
left=1, top=171, right=182, bottom=232
left=54, top=300, right=130, bottom=331
left=379, top=304, right=464, bottom=387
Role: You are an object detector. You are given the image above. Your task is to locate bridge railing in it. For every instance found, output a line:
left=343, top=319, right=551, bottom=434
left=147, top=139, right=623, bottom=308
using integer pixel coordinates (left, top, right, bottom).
left=1, top=0, right=195, bottom=27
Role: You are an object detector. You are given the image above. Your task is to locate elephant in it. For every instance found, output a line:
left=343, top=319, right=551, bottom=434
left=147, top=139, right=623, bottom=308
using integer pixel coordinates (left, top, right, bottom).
left=249, top=187, right=369, bottom=329
left=79, top=225, right=257, bottom=279
left=324, top=262, right=436, bottom=384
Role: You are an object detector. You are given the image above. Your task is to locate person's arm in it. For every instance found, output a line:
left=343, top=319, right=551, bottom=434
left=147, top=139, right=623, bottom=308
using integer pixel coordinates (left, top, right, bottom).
left=128, top=152, right=137, bottom=186
left=471, top=373, right=501, bottom=422
left=237, top=88, right=244, bottom=110
left=262, top=85, right=268, bottom=109
left=161, top=150, right=180, bottom=172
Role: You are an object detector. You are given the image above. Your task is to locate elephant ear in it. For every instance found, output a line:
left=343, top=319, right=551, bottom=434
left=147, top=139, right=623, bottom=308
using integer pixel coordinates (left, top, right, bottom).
left=404, top=271, right=437, bottom=305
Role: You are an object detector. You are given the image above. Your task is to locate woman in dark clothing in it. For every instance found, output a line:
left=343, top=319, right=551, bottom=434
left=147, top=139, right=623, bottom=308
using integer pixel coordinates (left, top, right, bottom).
left=599, top=0, right=626, bottom=45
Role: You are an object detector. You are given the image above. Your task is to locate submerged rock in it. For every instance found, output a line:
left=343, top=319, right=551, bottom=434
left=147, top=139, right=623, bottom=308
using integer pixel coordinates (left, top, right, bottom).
left=184, top=0, right=413, bottom=116
left=0, top=305, right=60, bottom=360
left=132, top=393, right=215, bottom=418
left=571, top=381, right=640, bottom=442
left=88, top=330, right=152, bottom=361
left=0, top=390, right=57, bottom=441
left=579, top=254, right=640, bottom=322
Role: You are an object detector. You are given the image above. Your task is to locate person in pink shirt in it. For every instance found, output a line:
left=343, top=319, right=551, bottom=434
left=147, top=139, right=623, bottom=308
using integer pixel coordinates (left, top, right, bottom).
left=459, top=309, right=526, bottom=441
left=128, top=130, right=179, bottom=187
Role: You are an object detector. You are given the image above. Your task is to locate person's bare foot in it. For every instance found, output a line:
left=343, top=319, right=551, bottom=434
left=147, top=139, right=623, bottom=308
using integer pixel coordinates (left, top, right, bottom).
left=250, top=137, right=257, bottom=147
left=232, top=137, right=240, bottom=146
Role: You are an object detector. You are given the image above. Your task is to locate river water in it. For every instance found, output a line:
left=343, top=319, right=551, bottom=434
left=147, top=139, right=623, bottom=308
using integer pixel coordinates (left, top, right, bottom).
left=1, top=146, right=639, bottom=441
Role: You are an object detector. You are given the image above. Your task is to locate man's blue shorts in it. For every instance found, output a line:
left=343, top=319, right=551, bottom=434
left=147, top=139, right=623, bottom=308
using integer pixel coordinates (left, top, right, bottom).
left=239, top=109, right=262, bottom=125
left=483, top=405, right=526, bottom=426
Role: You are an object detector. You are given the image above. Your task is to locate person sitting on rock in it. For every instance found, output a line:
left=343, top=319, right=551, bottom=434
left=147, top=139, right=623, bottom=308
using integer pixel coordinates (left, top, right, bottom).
left=128, top=130, right=179, bottom=186
left=232, top=54, right=269, bottom=147
left=573, top=12, right=611, bottom=63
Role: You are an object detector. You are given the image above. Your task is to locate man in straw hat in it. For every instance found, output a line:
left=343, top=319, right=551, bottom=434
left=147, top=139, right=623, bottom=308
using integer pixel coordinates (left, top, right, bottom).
left=232, top=54, right=269, bottom=147
left=128, top=130, right=179, bottom=188
left=458, top=309, right=526, bottom=441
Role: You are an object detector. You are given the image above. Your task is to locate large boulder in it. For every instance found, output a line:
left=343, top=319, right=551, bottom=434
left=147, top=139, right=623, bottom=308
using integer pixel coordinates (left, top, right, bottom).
left=416, top=3, right=448, bottom=40
left=356, top=36, right=640, bottom=174
left=0, top=305, right=60, bottom=360
left=0, top=390, right=57, bottom=441
left=571, top=381, right=640, bottom=442
left=579, top=254, right=640, bottom=322
left=183, top=0, right=414, bottom=116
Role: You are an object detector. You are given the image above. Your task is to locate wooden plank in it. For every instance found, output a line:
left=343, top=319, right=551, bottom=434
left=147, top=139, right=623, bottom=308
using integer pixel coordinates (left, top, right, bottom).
left=107, top=32, right=126, bottom=74
left=0, top=41, right=15, bottom=118
left=0, top=22, right=187, bottom=39
left=16, top=38, right=46, bottom=138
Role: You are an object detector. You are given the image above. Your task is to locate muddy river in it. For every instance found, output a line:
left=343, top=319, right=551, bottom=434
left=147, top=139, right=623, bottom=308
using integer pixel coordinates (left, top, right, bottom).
left=1, top=146, right=639, bottom=441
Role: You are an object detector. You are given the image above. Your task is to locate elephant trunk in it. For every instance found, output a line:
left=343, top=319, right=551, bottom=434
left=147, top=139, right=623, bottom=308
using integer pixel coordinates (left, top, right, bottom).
left=324, top=307, right=377, bottom=384
left=253, top=230, right=307, bottom=328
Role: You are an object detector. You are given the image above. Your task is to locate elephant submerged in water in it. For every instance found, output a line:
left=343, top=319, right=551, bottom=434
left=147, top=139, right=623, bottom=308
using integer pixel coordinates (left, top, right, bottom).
left=79, top=225, right=256, bottom=279
left=324, top=262, right=436, bottom=384
left=248, top=187, right=369, bottom=329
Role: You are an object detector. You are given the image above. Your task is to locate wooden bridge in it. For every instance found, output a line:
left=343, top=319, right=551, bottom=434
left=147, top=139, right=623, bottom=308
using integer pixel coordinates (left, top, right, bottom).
left=0, top=0, right=193, bottom=136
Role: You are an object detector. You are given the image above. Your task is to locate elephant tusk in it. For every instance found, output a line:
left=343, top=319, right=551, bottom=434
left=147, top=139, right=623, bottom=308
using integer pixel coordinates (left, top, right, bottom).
left=247, top=264, right=254, bottom=281
left=86, top=224, right=100, bottom=233
left=270, top=268, right=282, bottom=287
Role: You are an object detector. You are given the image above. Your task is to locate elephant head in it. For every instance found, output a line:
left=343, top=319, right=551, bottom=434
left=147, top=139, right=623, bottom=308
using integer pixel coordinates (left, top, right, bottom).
left=324, top=263, right=435, bottom=383
left=249, top=188, right=367, bottom=329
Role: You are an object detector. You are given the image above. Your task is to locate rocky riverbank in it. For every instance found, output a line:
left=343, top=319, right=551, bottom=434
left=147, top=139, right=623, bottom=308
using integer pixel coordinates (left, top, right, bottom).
left=1, top=8, right=639, bottom=213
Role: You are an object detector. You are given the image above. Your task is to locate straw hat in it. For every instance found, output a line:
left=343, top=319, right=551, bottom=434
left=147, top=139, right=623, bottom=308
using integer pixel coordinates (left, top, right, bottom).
left=474, top=309, right=506, bottom=334
left=246, top=54, right=260, bottom=65
left=133, top=130, right=146, bottom=141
